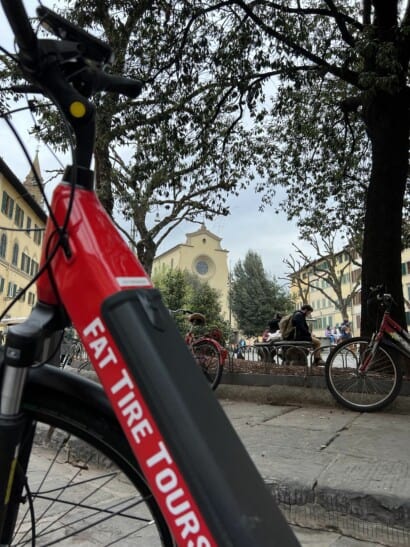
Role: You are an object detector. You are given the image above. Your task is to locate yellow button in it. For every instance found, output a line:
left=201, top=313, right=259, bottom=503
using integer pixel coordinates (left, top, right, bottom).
left=69, top=101, right=86, bottom=118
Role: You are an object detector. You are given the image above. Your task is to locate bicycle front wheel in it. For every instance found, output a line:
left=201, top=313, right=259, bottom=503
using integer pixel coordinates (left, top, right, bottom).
left=325, top=337, right=403, bottom=412
left=10, top=374, right=175, bottom=546
left=192, top=341, right=223, bottom=390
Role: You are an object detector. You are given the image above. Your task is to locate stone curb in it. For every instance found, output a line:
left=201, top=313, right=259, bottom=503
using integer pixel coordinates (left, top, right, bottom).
left=266, top=478, right=409, bottom=547
left=219, top=372, right=410, bottom=414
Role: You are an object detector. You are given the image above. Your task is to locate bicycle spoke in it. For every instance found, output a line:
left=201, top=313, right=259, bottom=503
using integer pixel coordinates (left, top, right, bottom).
left=11, top=424, right=170, bottom=546
left=326, top=338, right=401, bottom=411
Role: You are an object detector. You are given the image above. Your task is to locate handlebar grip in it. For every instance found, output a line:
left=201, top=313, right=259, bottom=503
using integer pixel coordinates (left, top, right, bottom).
left=96, top=72, right=144, bottom=98
left=9, top=84, right=43, bottom=94
left=1, top=0, right=37, bottom=66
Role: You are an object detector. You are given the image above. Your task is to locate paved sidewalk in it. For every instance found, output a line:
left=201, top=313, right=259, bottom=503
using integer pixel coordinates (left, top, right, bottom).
left=218, top=398, right=410, bottom=547
left=25, top=397, right=409, bottom=546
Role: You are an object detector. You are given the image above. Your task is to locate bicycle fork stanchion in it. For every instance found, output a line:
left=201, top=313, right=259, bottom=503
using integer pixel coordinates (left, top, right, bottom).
left=0, top=360, right=30, bottom=544
left=0, top=304, right=67, bottom=544
left=0, top=386, right=27, bottom=545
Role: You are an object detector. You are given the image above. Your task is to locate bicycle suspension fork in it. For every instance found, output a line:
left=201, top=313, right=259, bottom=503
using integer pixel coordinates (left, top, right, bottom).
left=0, top=303, right=68, bottom=544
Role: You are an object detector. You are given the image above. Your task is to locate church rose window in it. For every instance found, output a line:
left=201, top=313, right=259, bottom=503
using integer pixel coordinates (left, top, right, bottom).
left=196, top=260, right=209, bottom=275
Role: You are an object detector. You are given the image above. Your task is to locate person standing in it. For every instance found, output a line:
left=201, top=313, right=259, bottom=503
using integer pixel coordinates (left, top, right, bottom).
left=340, top=319, right=352, bottom=341
left=292, top=304, right=324, bottom=365
left=325, top=326, right=335, bottom=345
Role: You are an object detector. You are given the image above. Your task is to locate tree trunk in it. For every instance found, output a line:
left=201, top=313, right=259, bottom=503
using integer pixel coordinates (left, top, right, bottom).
left=360, top=89, right=409, bottom=334
left=136, top=238, right=157, bottom=276
left=94, top=143, right=114, bottom=216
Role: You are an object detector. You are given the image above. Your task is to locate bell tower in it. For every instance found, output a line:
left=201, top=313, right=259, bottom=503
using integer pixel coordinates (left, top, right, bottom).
left=23, top=150, right=44, bottom=207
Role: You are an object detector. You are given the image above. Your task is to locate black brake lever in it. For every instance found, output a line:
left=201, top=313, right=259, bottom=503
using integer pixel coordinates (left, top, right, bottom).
left=86, top=69, right=144, bottom=98
left=37, top=5, right=113, bottom=66
left=66, top=64, right=142, bottom=99
left=6, top=84, right=43, bottom=94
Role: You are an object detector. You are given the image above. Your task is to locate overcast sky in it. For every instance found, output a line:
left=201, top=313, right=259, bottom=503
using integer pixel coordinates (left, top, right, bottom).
left=155, top=188, right=308, bottom=282
left=1, top=0, right=311, bottom=283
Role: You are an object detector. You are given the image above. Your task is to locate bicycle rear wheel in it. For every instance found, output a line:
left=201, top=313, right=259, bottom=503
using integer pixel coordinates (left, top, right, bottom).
left=192, top=340, right=223, bottom=390
left=325, top=337, right=403, bottom=412
left=10, top=375, right=174, bottom=546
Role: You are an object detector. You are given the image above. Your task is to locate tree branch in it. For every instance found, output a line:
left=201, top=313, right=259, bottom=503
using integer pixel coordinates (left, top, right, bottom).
left=232, top=0, right=360, bottom=88
left=323, top=0, right=356, bottom=46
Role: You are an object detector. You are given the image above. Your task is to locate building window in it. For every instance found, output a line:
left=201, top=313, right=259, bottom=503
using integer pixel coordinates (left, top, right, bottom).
left=21, top=252, right=31, bottom=274
left=196, top=260, right=209, bottom=275
left=0, top=234, right=6, bottom=258
left=193, top=255, right=214, bottom=278
left=33, top=225, right=42, bottom=245
left=28, top=292, right=36, bottom=306
left=7, top=282, right=17, bottom=298
left=12, top=243, right=19, bottom=266
left=25, top=216, right=32, bottom=236
left=14, top=205, right=24, bottom=228
left=17, top=288, right=25, bottom=302
left=0, top=277, right=4, bottom=293
left=353, top=292, right=361, bottom=306
left=30, top=260, right=39, bottom=277
left=1, top=191, right=14, bottom=218
left=351, top=268, right=362, bottom=283
left=341, top=272, right=351, bottom=284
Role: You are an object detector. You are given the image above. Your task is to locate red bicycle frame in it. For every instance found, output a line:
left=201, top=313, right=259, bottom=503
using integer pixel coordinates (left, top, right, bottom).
left=38, top=183, right=217, bottom=545
left=360, top=308, right=410, bottom=373
left=185, top=331, right=229, bottom=364
left=31, top=179, right=296, bottom=546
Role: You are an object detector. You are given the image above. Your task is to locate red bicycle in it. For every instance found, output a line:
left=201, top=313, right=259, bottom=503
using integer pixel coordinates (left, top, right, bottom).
left=172, top=310, right=227, bottom=390
left=325, top=285, right=405, bottom=412
left=0, top=2, right=300, bottom=546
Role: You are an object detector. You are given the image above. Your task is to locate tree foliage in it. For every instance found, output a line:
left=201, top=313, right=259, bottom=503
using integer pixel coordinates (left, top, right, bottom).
left=282, top=234, right=362, bottom=321
left=230, top=251, right=292, bottom=335
left=5, top=0, right=265, bottom=275
left=208, top=0, right=409, bottom=333
left=1, top=1, right=408, bottom=333
left=152, top=266, right=229, bottom=336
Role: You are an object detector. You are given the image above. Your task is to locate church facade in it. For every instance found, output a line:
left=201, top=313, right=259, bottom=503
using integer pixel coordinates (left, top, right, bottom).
left=152, top=225, right=230, bottom=321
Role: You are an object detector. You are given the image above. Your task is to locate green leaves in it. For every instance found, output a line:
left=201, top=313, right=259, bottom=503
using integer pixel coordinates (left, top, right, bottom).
left=230, top=251, right=292, bottom=335
left=152, top=266, right=229, bottom=336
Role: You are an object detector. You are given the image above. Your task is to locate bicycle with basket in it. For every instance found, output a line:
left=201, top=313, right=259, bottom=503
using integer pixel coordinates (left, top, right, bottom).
left=171, top=309, right=227, bottom=390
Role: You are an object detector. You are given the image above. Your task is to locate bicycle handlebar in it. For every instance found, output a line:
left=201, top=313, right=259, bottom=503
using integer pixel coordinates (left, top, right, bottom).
left=369, top=285, right=395, bottom=309
left=169, top=309, right=194, bottom=316
left=1, top=1, right=37, bottom=67
left=1, top=0, right=143, bottom=99
left=37, top=5, right=113, bottom=66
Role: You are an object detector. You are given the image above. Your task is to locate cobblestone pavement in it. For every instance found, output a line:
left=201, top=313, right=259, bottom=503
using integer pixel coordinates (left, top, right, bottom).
left=22, top=399, right=409, bottom=546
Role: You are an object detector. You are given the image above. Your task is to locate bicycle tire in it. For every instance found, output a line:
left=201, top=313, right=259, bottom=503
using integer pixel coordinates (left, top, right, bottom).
left=192, top=340, right=223, bottom=390
left=11, top=372, right=175, bottom=546
left=325, top=336, right=403, bottom=412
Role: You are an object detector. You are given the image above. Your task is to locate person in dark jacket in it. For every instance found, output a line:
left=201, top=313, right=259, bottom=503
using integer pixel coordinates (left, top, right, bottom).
left=292, top=304, right=324, bottom=365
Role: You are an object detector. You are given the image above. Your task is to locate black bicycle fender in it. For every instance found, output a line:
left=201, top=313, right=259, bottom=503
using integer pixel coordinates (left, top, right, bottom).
left=24, top=364, right=113, bottom=417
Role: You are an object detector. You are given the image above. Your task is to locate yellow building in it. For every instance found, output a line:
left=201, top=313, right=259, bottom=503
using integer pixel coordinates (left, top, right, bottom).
left=0, top=156, right=47, bottom=320
left=290, top=247, right=410, bottom=336
left=153, top=224, right=230, bottom=320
